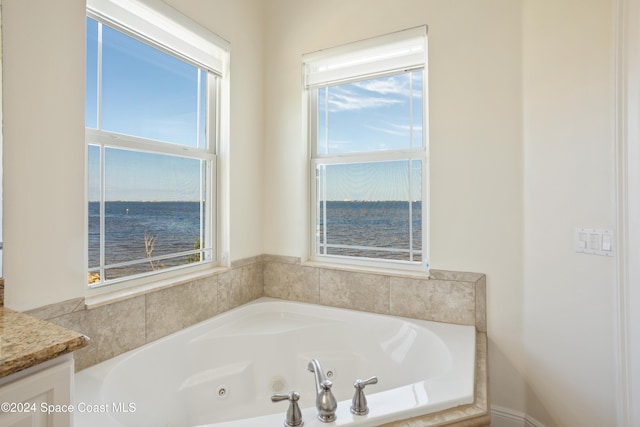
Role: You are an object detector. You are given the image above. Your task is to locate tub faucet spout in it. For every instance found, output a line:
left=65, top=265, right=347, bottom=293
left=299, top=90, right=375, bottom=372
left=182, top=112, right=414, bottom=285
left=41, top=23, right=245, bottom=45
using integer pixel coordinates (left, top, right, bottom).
left=307, top=358, right=337, bottom=422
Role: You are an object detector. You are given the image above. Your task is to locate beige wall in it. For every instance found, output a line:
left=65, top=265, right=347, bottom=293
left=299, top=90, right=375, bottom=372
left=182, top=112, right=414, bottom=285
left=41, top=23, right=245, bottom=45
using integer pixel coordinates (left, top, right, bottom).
left=522, top=0, right=617, bottom=425
left=1, top=0, right=622, bottom=425
left=3, top=0, right=86, bottom=310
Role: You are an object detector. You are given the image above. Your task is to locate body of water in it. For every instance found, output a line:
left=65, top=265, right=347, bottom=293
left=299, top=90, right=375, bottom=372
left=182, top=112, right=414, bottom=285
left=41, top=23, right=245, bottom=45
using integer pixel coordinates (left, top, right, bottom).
left=88, top=201, right=203, bottom=281
left=89, top=200, right=423, bottom=283
left=318, top=200, right=423, bottom=262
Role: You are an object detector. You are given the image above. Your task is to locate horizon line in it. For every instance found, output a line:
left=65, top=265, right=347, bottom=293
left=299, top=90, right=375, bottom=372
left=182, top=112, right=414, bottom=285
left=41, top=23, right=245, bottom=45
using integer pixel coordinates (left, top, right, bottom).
left=88, top=200, right=202, bottom=203
left=89, top=199, right=422, bottom=203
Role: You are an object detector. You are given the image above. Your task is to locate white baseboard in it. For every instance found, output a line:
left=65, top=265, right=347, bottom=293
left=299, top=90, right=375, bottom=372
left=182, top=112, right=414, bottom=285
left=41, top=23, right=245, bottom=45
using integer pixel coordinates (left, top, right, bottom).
left=491, top=405, right=546, bottom=427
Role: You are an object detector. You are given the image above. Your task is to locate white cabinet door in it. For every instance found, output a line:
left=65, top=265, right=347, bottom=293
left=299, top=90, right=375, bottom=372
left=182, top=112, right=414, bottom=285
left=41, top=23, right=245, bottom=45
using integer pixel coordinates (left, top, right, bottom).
left=0, top=358, right=74, bottom=427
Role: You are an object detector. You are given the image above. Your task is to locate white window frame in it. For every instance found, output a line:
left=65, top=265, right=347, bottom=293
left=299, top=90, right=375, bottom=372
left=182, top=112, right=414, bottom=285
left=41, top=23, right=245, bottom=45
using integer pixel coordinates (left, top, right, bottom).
left=304, top=26, right=429, bottom=271
left=86, top=0, right=230, bottom=290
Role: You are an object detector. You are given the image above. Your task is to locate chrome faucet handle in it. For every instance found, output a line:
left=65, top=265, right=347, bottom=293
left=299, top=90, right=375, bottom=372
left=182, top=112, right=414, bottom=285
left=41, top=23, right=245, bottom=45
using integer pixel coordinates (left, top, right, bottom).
left=272, top=391, right=304, bottom=427
left=316, top=380, right=337, bottom=422
left=350, top=376, right=378, bottom=415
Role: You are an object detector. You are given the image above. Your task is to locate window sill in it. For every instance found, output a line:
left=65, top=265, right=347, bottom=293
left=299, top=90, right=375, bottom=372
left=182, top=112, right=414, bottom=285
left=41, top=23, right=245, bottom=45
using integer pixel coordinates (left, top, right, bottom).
left=301, top=258, right=432, bottom=280
left=84, top=265, right=229, bottom=310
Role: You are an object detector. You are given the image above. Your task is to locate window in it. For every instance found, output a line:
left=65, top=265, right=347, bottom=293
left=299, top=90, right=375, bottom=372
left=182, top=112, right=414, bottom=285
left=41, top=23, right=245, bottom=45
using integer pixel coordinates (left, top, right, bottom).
left=86, top=0, right=229, bottom=287
left=304, top=26, right=428, bottom=269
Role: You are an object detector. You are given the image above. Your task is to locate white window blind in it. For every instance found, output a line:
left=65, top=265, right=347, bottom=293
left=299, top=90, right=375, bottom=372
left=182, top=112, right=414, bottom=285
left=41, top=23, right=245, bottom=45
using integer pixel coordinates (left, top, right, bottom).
left=303, top=25, right=427, bottom=88
left=87, top=0, right=229, bottom=75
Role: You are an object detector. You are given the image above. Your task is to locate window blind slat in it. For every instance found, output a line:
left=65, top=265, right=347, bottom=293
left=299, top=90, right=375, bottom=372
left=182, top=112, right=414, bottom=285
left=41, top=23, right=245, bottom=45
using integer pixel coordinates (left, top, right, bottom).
left=87, top=0, right=229, bottom=75
left=303, top=26, right=427, bottom=88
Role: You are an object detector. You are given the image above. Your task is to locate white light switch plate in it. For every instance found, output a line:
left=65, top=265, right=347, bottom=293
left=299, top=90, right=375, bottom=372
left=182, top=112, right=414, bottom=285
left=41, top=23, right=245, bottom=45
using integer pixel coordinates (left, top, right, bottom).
left=575, top=228, right=615, bottom=256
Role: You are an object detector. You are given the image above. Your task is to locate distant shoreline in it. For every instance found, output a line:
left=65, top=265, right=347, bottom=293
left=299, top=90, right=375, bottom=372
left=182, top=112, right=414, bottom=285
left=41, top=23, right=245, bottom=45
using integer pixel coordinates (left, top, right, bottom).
left=89, top=200, right=422, bottom=203
left=88, top=200, right=202, bottom=203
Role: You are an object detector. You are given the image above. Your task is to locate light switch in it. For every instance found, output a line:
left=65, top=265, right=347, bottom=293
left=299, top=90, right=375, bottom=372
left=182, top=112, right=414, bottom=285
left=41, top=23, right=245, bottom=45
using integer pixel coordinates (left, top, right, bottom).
left=577, top=232, right=588, bottom=249
left=575, top=228, right=615, bottom=257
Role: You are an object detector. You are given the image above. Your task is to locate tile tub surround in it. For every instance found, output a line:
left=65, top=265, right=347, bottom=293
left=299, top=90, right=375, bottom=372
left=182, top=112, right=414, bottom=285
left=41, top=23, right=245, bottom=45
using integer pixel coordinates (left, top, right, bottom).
left=22, top=255, right=488, bottom=425
left=263, top=255, right=487, bottom=332
left=26, top=258, right=264, bottom=371
left=24, top=255, right=486, bottom=371
left=0, top=306, right=88, bottom=378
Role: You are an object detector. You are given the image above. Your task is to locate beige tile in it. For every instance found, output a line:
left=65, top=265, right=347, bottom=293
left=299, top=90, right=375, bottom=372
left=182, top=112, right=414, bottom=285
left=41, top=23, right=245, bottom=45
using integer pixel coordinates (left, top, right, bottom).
left=218, top=263, right=264, bottom=312
left=231, top=254, right=264, bottom=268
left=263, top=262, right=320, bottom=303
left=145, top=275, right=218, bottom=342
left=475, top=275, right=487, bottom=332
left=47, top=310, right=93, bottom=374
left=73, top=296, right=146, bottom=371
left=217, top=268, right=240, bottom=311
left=243, top=262, right=265, bottom=300
left=47, top=310, right=83, bottom=335
left=390, top=277, right=475, bottom=325
left=25, top=297, right=85, bottom=320
left=262, top=254, right=300, bottom=265
left=429, top=269, right=484, bottom=283
left=318, top=269, right=390, bottom=314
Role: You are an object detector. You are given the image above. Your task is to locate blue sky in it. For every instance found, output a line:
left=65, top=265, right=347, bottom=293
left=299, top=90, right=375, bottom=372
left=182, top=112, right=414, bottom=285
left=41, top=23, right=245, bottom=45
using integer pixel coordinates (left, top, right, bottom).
left=318, top=72, right=423, bottom=156
left=87, top=17, right=424, bottom=202
left=86, top=17, right=204, bottom=202
left=318, top=72, right=424, bottom=201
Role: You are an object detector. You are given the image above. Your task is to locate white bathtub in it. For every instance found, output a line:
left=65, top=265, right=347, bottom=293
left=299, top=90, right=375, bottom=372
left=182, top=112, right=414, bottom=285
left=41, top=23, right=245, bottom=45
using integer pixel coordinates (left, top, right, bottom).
left=74, top=298, right=476, bottom=427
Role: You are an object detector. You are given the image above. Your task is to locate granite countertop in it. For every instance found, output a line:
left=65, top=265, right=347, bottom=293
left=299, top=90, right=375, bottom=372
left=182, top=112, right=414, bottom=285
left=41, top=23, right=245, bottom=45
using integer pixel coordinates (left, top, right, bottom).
left=0, top=306, right=89, bottom=378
